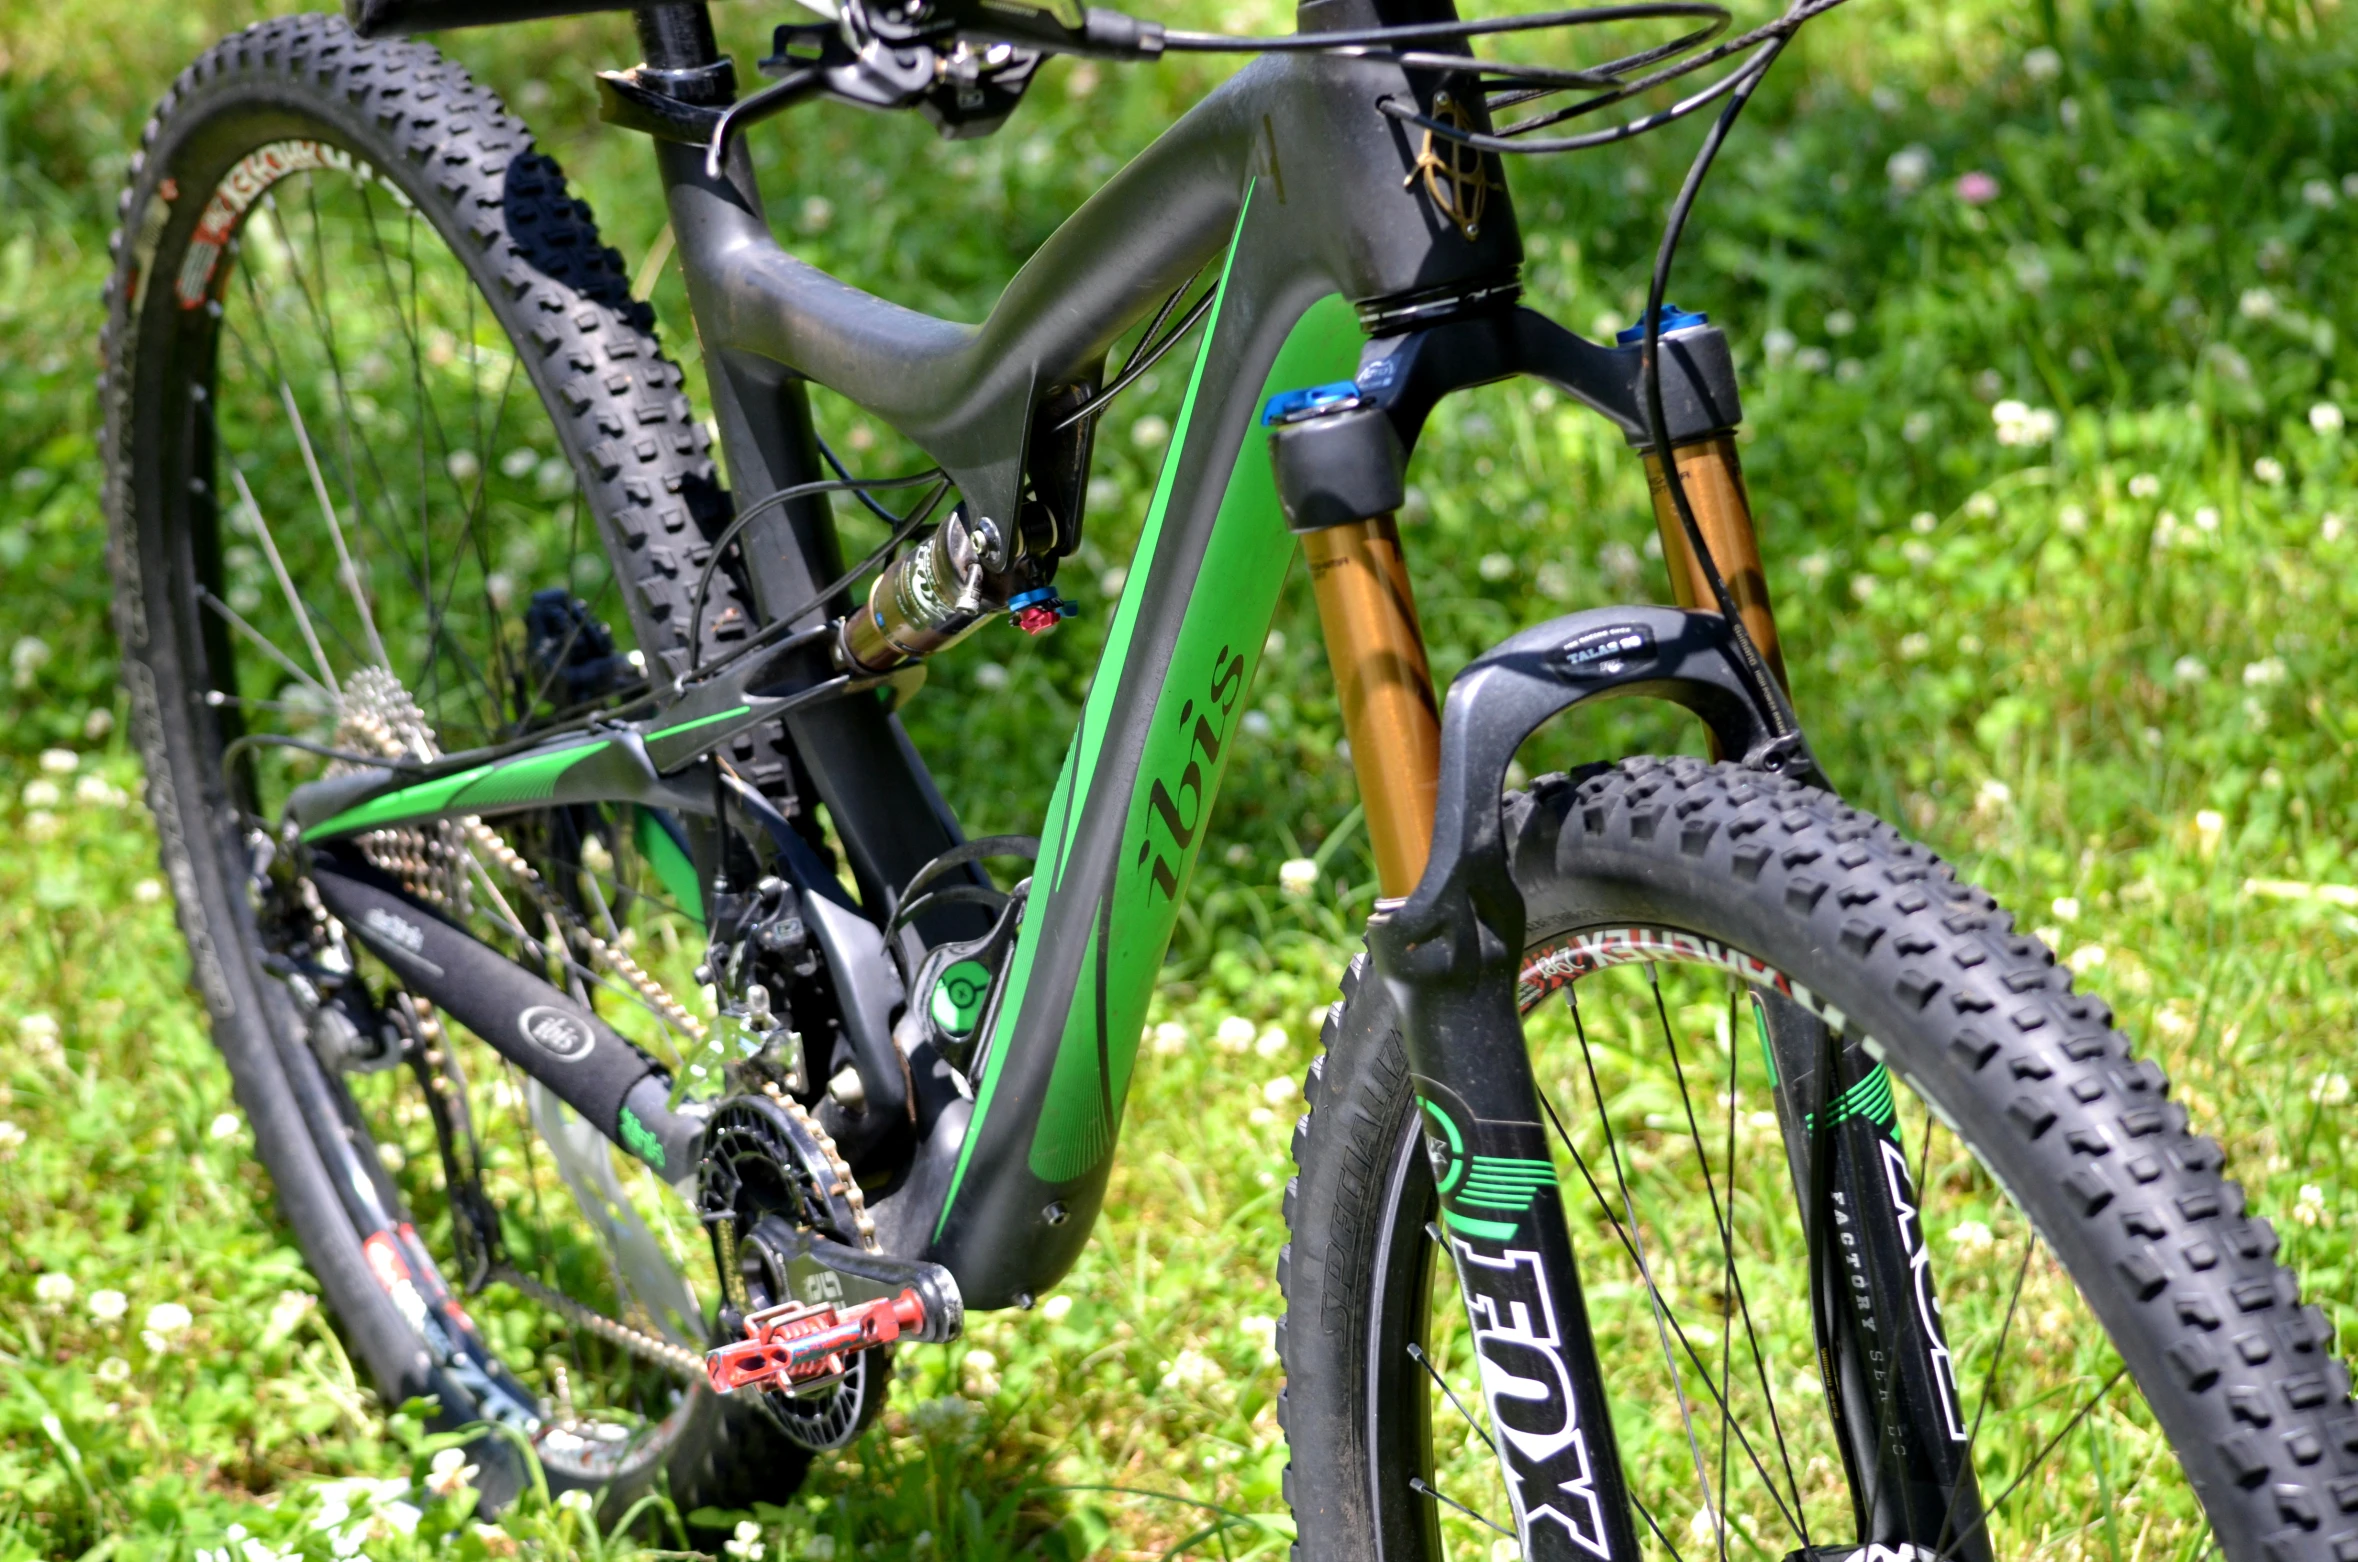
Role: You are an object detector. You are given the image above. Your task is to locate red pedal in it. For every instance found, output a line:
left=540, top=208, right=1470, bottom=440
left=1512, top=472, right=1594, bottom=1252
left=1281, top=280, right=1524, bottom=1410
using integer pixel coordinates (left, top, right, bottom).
left=705, top=1288, right=928, bottom=1395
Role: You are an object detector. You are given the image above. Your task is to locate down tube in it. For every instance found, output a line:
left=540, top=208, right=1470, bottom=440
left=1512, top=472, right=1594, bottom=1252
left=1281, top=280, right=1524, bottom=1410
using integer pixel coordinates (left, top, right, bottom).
left=925, top=194, right=1363, bottom=1308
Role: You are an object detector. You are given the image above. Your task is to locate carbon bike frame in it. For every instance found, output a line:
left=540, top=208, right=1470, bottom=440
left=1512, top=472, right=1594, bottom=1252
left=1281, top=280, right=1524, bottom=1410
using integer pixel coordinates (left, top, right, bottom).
left=303, top=1, right=1984, bottom=1549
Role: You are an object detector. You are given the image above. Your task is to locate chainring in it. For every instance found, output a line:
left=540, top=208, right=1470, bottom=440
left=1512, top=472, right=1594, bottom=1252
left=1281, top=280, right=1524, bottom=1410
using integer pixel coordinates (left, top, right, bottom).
left=698, top=1090, right=889, bottom=1450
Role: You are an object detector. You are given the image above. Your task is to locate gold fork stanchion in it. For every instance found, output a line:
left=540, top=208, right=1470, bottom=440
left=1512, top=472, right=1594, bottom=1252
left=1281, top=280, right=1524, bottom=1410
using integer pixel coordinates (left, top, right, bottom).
left=1645, top=432, right=1789, bottom=692
left=1302, top=512, right=1443, bottom=900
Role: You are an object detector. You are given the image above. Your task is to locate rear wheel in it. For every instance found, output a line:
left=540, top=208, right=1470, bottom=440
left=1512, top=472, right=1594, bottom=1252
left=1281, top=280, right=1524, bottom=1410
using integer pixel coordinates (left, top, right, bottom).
left=1282, top=757, right=2353, bottom=1562
left=102, top=14, right=816, bottom=1513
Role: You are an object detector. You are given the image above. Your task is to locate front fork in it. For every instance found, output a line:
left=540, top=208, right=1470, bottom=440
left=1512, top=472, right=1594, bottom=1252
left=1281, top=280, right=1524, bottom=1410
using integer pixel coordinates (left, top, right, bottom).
left=1291, top=400, right=1979, bottom=1559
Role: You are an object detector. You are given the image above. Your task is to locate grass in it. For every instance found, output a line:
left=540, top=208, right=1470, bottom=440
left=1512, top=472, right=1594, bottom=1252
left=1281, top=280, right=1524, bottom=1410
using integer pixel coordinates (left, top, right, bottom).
left=7, top=0, right=2358, bottom=1555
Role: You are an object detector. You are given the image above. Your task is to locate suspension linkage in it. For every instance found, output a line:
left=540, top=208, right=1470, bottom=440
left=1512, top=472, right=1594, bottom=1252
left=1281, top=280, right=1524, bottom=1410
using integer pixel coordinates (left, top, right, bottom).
left=705, top=1289, right=931, bottom=1395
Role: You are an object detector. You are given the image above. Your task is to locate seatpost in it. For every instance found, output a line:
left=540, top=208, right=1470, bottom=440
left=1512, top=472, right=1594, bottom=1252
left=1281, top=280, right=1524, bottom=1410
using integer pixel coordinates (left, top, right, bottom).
left=633, top=3, right=733, bottom=96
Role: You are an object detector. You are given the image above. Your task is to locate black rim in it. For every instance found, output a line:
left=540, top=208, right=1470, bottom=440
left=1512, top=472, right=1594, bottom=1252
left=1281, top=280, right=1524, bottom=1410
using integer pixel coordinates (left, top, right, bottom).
left=137, top=114, right=720, bottom=1477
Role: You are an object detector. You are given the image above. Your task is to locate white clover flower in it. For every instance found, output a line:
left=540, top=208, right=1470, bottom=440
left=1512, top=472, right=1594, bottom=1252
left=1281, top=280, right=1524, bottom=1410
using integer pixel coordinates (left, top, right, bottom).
left=35, top=1272, right=74, bottom=1307
left=973, top=662, right=1010, bottom=692
left=2067, top=944, right=2108, bottom=975
left=1277, top=858, right=1319, bottom=899
left=24, top=810, right=58, bottom=841
left=1991, top=400, right=2058, bottom=446
left=0, top=1121, right=24, bottom=1156
left=2059, top=504, right=2088, bottom=535
left=2255, top=456, right=2287, bottom=485
left=1129, top=414, right=1170, bottom=450
left=2313, top=403, right=2345, bottom=435
left=1264, top=1075, right=1301, bottom=1107
left=2173, top=655, right=2208, bottom=684
left=2128, top=472, right=2162, bottom=499
left=1150, top=1021, right=1188, bottom=1057
left=74, top=774, right=127, bottom=808
left=38, top=748, right=77, bottom=775
left=1688, top=1505, right=1724, bottom=1548
left=1241, top=1314, right=1279, bottom=1364
left=1762, top=327, right=1798, bottom=365
left=724, top=1520, right=766, bottom=1560
left=1254, top=1025, right=1289, bottom=1059
left=96, top=1356, right=130, bottom=1383
left=2313, top=1073, right=2351, bottom=1106
left=1215, top=1015, right=1256, bottom=1053
left=556, top=1489, right=594, bottom=1516
left=267, top=1291, right=315, bottom=1338
left=2244, top=657, right=2287, bottom=687
left=146, top=1301, right=192, bottom=1335
left=808, top=1535, right=839, bottom=1561
left=1976, top=778, right=2012, bottom=810
left=21, top=779, right=60, bottom=809
left=909, top=1395, right=981, bottom=1439
left=1949, top=1220, right=1995, bottom=1258
left=11, top=636, right=52, bottom=690
left=2296, top=1184, right=2328, bottom=1227
left=1886, top=144, right=1934, bottom=193
left=1160, top=1347, right=1223, bottom=1391
left=961, top=1348, right=1001, bottom=1398
left=2304, top=179, right=2338, bottom=209
left=2051, top=896, right=2081, bottom=923
left=2240, top=287, right=2279, bottom=320
left=210, top=1112, right=242, bottom=1141
left=133, top=878, right=164, bottom=904
left=1041, top=1294, right=1074, bottom=1323
left=1477, top=552, right=1514, bottom=583
left=425, top=1446, right=478, bottom=1499
left=2023, top=45, right=2062, bottom=80
left=89, top=1288, right=128, bottom=1322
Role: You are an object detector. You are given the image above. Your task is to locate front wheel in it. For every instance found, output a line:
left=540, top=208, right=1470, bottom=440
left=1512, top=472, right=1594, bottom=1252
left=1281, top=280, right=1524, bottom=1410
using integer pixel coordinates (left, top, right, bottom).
left=1281, top=757, right=2352, bottom=1562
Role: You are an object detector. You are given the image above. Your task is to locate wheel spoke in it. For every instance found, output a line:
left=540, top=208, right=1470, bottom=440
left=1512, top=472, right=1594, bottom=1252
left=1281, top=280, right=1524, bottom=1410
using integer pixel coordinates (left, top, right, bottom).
left=1940, top=1365, right=2131, bottom=1559
left=1533, top=1074, right=1808, bottom=1545
left=277, top=377, right=389, bottom=670
left=1407, top=1339, right=1499, bottom=1460
left=1573, top=983, right=1732, bottom=1550
left=1936, top=1231, right=2039, bottom=1554
left=226, top=465, right=339, bottom=694
left=197, top=585, right=332, bottom=701
left=1408, top=1476, right=1515, bottom=1540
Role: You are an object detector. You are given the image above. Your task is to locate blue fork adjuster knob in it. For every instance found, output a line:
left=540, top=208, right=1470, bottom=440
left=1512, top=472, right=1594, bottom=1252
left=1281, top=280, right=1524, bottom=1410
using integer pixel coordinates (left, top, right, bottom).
left=1261, top=381, right=1365, bottom=426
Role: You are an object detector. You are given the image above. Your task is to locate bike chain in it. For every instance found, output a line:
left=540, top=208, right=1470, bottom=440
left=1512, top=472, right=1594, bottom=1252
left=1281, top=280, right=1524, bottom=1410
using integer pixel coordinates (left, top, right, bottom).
left=326, top=673, right=878, bottom=1386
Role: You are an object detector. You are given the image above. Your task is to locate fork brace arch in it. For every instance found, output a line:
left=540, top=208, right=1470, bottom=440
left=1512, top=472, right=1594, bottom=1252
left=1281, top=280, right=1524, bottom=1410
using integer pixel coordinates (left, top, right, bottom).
left=1363, top=603, right=1823, bottom=1561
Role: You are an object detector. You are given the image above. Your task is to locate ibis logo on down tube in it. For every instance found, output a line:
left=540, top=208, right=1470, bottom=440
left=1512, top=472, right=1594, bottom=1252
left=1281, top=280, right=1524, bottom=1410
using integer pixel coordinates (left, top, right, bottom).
left=1135, top=644, right=1248, bottom=901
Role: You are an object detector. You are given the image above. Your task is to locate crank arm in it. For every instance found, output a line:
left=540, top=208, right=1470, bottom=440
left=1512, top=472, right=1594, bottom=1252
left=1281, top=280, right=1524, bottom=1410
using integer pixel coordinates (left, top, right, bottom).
left=704, top=1227, right=962, bottom=1395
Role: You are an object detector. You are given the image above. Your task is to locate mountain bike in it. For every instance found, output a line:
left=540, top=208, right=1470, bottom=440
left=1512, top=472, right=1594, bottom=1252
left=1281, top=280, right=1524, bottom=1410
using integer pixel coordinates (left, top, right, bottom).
left=101, top=0, right=2355, bottom=1554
